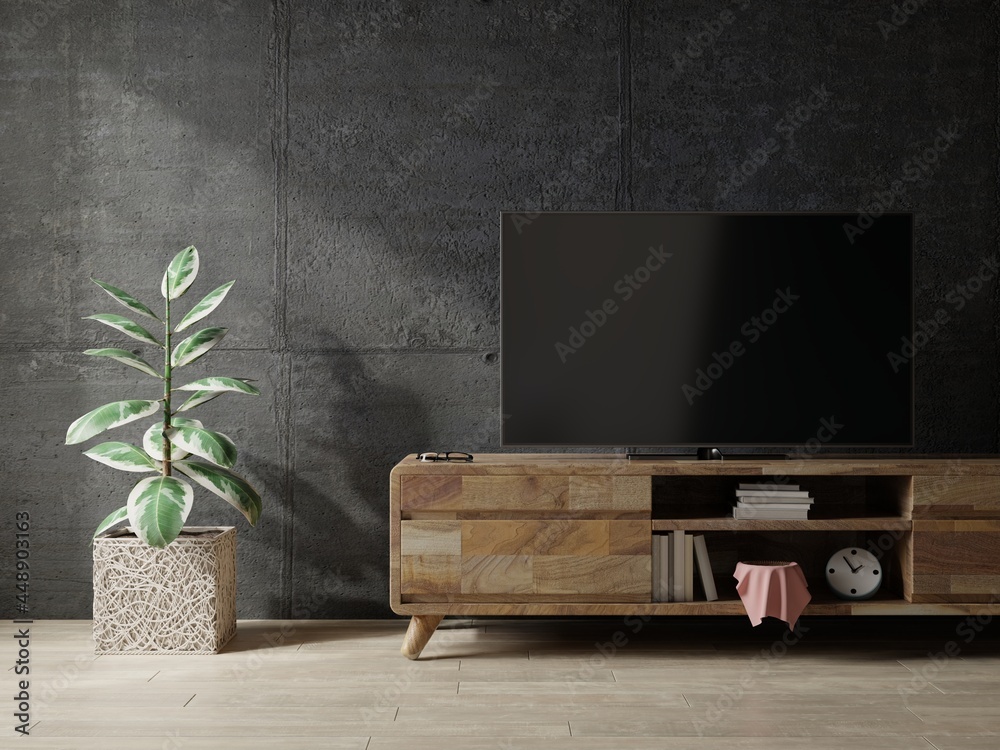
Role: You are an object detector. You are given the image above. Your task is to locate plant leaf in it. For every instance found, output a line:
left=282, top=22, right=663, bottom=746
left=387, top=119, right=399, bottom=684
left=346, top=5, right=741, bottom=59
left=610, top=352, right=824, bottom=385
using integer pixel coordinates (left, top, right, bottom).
left=83, top=442, right=159, bottom=472
left=66, top=400, right=161, bottom=445
left=126, top=476, right=193, bottom=548
left=175, top=281, right=234, bottom=332
left=175, top=389, right=224, bottom=412
left=94, top=506, right=130, bottom=540
left=170, top=327, right=227, bottom=368
left=161, top=246, right=199, bottom=300
left=91, top=279, right=159, bottom=320
left=167, top=425, right=237, bottom=468
left=84, top=348, right=162, bottom=379
left=175, top=461, right=262, bottom=525
left=83, top=314, right=161, bottom=347
left=175, top=377, right=260, bottom=395
left=143, top=418, right=202, bottom=461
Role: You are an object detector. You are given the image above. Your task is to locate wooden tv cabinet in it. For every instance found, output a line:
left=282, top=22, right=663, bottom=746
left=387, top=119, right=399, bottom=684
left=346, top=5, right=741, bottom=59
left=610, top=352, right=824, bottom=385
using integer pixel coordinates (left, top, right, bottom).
left=389, top=454, right=1000, bottom=658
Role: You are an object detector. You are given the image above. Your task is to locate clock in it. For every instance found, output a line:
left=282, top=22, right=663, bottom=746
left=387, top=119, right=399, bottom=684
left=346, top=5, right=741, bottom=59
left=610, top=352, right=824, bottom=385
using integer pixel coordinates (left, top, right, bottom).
left=825, top=547, right=882, bottom=600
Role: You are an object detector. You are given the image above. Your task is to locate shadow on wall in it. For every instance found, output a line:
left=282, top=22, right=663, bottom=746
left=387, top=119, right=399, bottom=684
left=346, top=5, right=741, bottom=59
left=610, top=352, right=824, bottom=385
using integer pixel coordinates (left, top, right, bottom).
left=275, top=332, right=432, bottom=619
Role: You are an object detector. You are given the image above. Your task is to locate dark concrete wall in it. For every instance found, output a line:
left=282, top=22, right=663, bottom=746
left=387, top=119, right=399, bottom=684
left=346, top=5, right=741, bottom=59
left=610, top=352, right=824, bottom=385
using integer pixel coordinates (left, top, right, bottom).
left=1, top=0, right=996, bottom=618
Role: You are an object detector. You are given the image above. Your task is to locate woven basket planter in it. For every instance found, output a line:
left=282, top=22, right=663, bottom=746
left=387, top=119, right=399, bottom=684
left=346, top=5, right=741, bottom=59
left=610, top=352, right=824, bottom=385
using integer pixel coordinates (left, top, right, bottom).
left=93, top=526, right=237, bottom=654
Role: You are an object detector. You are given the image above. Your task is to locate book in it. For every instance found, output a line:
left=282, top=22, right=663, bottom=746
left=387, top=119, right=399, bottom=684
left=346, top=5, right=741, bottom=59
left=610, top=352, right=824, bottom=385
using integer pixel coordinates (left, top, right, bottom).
left=735, top=490, right=813, bottom=499
left=652, top=535, right=661, bottom=601
left=739, top=482, right=801, bottom=492
left=659, top=535, right=670, bottom=602
left=672, top=530, right=685, bottom=602
left=683, top=533, right=694, bottom=602
left=733, top=507, right=809, bottom=520
left=736, top=497, right=814, bottom=506
left=736, top=502, right=813, bottom=510
left=692, top=535, right=718, bottom=601
left=665, top=533, right=674, bottom=603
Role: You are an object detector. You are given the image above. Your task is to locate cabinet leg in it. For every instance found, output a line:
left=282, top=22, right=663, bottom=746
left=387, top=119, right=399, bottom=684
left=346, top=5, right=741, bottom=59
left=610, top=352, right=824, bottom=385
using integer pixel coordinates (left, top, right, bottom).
left=401, top=615, right=443, bottom=660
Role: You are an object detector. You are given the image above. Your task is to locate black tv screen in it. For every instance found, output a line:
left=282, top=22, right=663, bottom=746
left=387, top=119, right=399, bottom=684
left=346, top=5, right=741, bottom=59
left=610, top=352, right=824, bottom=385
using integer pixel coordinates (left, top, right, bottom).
left=501, top=212, right=914, bottom=448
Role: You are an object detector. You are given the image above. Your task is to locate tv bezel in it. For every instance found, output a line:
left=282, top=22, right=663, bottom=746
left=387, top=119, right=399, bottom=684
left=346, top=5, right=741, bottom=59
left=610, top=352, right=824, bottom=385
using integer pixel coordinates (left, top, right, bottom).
left=499, top=210, right=916, bottom=450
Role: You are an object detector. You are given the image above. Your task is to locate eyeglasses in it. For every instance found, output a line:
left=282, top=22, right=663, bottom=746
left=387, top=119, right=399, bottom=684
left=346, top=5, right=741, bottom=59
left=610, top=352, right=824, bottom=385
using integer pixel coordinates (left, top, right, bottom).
left=417, top=452, right=474, bottom=463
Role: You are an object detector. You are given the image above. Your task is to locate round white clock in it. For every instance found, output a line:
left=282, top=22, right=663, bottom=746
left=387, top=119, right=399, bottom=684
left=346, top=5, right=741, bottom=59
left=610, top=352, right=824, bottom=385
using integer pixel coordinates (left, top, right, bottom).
left=825, top=547, right=882, bottom=600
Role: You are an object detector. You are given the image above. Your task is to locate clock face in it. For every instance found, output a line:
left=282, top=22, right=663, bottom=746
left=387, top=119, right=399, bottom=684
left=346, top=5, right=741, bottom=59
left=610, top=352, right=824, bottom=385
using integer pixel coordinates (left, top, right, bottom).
left=826, top=547, right=882, bottom=600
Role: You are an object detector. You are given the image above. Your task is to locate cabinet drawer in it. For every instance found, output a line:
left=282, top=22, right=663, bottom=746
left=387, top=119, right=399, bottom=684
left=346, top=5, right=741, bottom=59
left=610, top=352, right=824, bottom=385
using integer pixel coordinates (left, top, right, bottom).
left=911, top=520, right=1000, bottom=602
left=913, top=476, right=1000, bottom=519
left=400, top=475, right=650, bottom=514
left=400, top=519, right=651, bottom=602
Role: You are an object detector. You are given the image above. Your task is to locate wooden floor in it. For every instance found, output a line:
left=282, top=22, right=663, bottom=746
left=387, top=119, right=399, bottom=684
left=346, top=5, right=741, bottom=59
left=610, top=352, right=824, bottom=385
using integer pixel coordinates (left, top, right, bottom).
left=10, top=617, right=1000, bottom=748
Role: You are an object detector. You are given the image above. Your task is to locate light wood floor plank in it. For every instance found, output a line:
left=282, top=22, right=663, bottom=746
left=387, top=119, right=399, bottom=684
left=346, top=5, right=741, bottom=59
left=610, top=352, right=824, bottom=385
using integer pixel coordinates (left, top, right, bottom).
left=568, top=718, right=995, bottom=737
left=31, top=719, right=571, bottom=738
left=368, top=739, right=936, bottom=750
left=921, top=739, right=1000, bottom=749
left=21, top=737, right=369, bottom=749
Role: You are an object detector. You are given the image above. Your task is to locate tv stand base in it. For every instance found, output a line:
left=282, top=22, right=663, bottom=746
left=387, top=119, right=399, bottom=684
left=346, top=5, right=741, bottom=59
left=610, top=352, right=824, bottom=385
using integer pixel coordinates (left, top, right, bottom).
left=400, top=614, right=442, bottom=660
left=390, top=453, right=1000, bottom=658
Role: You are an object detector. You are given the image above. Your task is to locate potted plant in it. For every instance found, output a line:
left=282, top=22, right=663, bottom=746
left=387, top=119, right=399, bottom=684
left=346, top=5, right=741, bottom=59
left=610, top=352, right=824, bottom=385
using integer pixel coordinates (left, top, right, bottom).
left=66, top=246, right=262, bottom=653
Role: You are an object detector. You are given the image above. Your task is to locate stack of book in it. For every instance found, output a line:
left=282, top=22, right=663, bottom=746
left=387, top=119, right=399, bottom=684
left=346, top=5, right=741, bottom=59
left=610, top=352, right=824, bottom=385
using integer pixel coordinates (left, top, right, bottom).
left=733, top=482, right=814, bottom=520
left=652, top=531, right=719, bottom=602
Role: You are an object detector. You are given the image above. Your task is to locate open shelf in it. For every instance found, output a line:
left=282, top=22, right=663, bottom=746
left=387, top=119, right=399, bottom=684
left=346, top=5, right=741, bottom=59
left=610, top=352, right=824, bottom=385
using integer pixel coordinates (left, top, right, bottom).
left=651, top=528, right=909, bottom=606
left=652, top=516, right=911, bottom=531
left=651, top=474, right=912, bottom=527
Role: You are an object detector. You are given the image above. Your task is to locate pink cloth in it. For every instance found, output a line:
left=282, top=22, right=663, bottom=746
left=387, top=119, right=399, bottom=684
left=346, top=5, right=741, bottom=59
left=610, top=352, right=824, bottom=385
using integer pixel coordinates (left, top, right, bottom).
left=733, top=561, right=811, bottom=629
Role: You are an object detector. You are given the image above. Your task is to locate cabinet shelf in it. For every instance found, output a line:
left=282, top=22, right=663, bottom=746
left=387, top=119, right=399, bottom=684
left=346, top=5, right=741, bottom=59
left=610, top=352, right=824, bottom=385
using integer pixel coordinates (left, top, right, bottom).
left=647, top=589, right=909, bottom=615
left=652, top=516, right=911, bottom=532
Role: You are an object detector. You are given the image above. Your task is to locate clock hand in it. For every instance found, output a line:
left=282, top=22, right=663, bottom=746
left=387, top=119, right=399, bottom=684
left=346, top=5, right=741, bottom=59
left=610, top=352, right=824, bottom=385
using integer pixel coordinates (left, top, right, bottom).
left=843, top=556, right=858, bottom=573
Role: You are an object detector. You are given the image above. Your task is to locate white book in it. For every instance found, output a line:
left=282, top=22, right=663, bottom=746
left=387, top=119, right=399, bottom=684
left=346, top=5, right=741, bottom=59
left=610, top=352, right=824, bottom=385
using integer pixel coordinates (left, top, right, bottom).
left=693, top=535, right=718, bottom=602
left=672, top=530, right=685, bottom=602
left=683, top=533, right=694, bottom=602
left=736, top=490, right=812, bottom=499
left=652, top=536, right=661, bottom=601
left=736, top=498, right=814, bottom=507
left=738, top=483, right=801, bottom=491
left=733, top=507, right=809, bottom=520
left=659, top=535, right=670, bottom=602
left=736, top=501, right=813, bottom=510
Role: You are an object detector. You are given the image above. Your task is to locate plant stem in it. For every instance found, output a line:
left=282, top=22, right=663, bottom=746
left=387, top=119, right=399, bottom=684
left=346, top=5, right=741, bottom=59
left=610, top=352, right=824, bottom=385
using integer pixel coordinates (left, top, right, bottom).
left=162, top=296, right=171, bottom=477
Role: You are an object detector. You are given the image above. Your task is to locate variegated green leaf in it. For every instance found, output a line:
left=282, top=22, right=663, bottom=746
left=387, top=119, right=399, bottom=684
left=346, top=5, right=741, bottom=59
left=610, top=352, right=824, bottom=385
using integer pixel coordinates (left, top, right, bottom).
left=161, top=246, right=199, bottom=300
left=170, top=327, right=227, bottom=368
left=66, top=400, right=160, bottom=445
left=175, top=377, right=260, bottom=395
left=175, top=281, right=234, bottom=332
left=91, top=279, right=159, bottom=320
left=126, top=476, right=193, bottom=548
left=175, top=461, right=262, bottom=525
left=167, top=425, right=237, bottom=468
left=83, top=314, right=161, bottom=347
left=83, top=442, right=159, bottom=472
left=93, top=506, right=129, bottom=540
left=175, top=389, right=224, bottom=412
left=143, top=418, right=202, bottom=461
left=84, top=348, right=162, bottom=379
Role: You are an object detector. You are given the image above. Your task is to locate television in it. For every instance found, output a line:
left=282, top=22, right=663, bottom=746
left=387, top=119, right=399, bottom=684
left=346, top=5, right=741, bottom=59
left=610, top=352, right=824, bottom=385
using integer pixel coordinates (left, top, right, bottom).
left=500, top=211, right=914, bottom=449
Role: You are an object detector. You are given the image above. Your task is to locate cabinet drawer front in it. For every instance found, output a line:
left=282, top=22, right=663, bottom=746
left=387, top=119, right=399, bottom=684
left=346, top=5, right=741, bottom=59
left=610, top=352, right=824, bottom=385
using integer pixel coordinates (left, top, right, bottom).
left=911, top=520, right=1000, bottom=602
left=400, top=519, right=651, bottom=602
left=400, top=475, right=650, bottom=514
left=913, top=476, right=1000, bottom=519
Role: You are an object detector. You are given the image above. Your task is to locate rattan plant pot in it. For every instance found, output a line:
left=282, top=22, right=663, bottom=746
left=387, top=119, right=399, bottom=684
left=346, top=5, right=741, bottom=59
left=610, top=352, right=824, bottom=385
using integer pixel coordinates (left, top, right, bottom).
left=92, top=526, right=237, bottom=654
